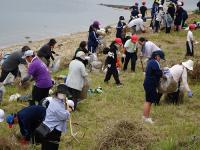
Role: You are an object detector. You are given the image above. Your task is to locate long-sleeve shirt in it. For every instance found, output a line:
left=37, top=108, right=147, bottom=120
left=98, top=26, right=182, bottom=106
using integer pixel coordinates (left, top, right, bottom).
left=116, top=21, right=126, bottom=38
left=144, top=59, right=162, bottom=87
left=169, top=64, right=191, bottom=92
left=66, top=59, right=88, bottom=91
left=37, top=44, right=55, bottom=61
left=17, top=105, right=46, bottom=139
left=2, top=50, right=26, bottom=71
left=124, top=39, right=137, bottom=53
left=127, top=18, right=144, bottom=32
left=28, top=57, right=52, bottom=88
left=88, top=30, right=100, bottom=47
left=141, top=41, right=161, bottom=58
left=43, top=98, right=70, bottom=132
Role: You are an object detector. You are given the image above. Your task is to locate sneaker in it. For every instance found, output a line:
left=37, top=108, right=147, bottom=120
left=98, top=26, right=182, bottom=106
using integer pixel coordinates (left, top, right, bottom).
left=143, top=117, right=154, bottom=124
left=116, top=83, right=123, bottom=87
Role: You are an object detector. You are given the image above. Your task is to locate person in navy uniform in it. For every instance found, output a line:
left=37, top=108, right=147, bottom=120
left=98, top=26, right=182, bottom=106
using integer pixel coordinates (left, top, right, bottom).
left=116, top=16, right=126, bottom=44
left=143, top=50, right=165, bottom=124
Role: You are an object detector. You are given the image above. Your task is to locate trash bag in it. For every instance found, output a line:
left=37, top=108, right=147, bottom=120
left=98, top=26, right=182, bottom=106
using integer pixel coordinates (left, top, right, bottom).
left=91, top=61, right=102, bottom=69
left=80, top=79, right=89, bottom=100
left=50, top=56, right=61, bottom=72
left=3, top=73, right=15, bottom=85
left=18, top=64, right=28, bottom=80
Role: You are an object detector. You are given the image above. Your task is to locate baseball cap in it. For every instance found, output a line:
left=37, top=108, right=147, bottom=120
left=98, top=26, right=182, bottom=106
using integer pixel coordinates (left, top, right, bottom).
left=22, top=50, right=34, bottom=59
left=56, top=84, right=71, bottom=97
left=131, top=34, right=138, bottom=43
left=151, top=50, right=165, bottom=60
left=115, top=38, right=123, bottom=45
left=6, top=114, right=15, bottom=128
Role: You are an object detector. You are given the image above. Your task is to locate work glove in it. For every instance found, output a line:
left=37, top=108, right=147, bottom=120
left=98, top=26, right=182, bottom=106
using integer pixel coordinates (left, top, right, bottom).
left=188, top=91, right=193, bottom=97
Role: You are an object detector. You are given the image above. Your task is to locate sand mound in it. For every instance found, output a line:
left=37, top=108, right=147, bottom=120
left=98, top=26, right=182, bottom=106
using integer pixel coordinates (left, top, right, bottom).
left=96, top=120, right=156, bottom=150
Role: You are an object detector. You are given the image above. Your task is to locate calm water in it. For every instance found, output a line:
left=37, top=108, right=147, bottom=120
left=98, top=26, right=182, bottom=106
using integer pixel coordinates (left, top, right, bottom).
left=0, top=0, right=198, bottom=48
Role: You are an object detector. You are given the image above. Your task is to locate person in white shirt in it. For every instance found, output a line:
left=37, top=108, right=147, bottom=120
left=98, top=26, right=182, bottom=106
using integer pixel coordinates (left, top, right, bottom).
left=41, top=84, right=74, bottom=150
left=186, top=24, right=195, bottom=57
left=159, top=60, right=193, bottom=99
left=138, top=37, right=162, bottom=59
left=65, top=51, right=88, bottom=109
left=127, top=14, right=145, bottom=34
left=123, top=34, right=138, bottom=72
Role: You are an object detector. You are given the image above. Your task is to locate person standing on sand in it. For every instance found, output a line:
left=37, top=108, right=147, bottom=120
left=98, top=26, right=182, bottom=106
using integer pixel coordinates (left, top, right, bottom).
left=0, top=46, right=30, bottom=84
left=104, top=38, right=122, bottom=87
left=143, top=51, right=165, bottom=124
left=88, top=21, right=101, bottom=53
left=21, top=50, right=53, bottom=105
left=186, top=24, right=195, bottom=57
left=37, top=39, right=57, bottom=67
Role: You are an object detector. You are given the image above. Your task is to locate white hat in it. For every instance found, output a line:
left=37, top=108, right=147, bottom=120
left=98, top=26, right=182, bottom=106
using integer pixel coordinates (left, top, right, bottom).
left=177, top=1, right=182, bottom=6
left=67, top=100, right=74, bottom=110
left=182, top=60, right=194, bottom=71
left=0, top=109, right=5, bottom=122
left=159, top=5, right=163, bottom=8
left=76, top=51, right=85, bottom=60
left=22, top=50, right=34, bottom=59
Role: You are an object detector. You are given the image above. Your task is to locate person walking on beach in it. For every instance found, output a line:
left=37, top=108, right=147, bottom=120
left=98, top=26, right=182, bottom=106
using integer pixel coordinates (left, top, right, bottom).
left=143, top=51, right=165, bottom=124
left=140, top=1, right=147, bottom=22
left=116, top=16, right=126, bottom=44
left=37, top=39, right=57, bottom=67
left=186, top=24, right=195, bottom=57
left=123, top=34, right=138, bottom=72
left=88, top=21, right=101, bottom=53
left=0, top=46, right=30, bottom=84
left=104, top=38, right=122, bottom=87
left=21, top=50, right=53, bottom=105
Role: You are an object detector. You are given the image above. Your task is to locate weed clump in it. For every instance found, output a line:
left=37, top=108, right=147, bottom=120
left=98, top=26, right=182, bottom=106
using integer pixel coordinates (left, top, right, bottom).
left=189, top=60, right=200, bottom=81
left=96, top=120, right=156, bottom=150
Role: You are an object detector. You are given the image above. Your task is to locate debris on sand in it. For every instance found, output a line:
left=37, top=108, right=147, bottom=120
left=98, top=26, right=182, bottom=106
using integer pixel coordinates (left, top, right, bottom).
left=96, top=120, right=157, bottom=150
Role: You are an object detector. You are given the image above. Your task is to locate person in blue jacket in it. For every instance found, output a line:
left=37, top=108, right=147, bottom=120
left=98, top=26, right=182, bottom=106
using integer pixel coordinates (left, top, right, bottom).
left=116, top=16, right=126, bottom=44
left=6, top=105, right=46, bottom=144
left=143, top=50, right=165, bottom=124
left=87, top=21, right=101, bottom=53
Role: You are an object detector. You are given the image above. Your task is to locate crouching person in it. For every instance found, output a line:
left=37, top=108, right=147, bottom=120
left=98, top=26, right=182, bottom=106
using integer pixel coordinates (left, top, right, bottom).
left=36, top=84, right=73, bottom=150
left=6, top=105, right=46, bottom=144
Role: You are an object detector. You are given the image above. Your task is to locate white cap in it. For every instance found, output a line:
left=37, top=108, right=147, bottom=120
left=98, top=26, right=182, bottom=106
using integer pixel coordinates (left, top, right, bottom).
left=159, top=5, right=163, bottom=8
left=177, top=1, right=182, bottom=6
left=22, top=50, right=34, bottom=59
left=182, top=60, right=194, bottom=71
left=76, top=51, right=85, bottom=60
left=0, top=109, right=5, bottom=122
left=67, top=100, right=74, bottom=110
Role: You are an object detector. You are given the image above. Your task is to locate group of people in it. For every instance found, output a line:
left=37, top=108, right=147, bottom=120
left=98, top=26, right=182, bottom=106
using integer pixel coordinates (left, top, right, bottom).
left=0, top=0, right=198, bottom=149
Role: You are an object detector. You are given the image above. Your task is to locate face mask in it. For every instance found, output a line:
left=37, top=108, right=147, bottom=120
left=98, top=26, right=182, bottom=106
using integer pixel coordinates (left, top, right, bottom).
left=57, top=93, right=66, bottom=100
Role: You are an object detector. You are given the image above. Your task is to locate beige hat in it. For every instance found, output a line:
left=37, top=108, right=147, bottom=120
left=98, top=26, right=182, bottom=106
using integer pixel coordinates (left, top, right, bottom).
left=182, top=60, right=193, bottom=71
left=76, top=51, right=85, bottom=60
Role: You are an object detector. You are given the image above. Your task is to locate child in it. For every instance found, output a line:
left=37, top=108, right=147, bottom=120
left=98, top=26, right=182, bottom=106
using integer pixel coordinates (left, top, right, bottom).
left=116, top=16, right=126, bottom=44
left=140, top=1, right=147, bottom=22
left=104, top=38, right=122, bottom=86
left=186, top=24, right=195, bottom=57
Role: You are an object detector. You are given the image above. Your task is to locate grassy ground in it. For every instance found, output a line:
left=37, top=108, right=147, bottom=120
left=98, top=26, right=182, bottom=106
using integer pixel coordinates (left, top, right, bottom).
left=0, top=16, right=200, bottom=150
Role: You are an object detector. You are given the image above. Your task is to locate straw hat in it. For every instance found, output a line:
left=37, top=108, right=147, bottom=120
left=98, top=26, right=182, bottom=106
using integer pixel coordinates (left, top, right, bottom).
left=182, top=60, right=193, bottom=71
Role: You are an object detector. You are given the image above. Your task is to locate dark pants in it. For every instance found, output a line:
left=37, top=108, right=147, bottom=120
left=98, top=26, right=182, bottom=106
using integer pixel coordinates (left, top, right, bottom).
left=166, top=27, right=171, bottom=33
left=186, top=41, right=194, bottom=56
left=88, top=45, right=97, bottom=53
left=123, top=52, right=137, bottom=72
left=0, top=68, right=18, bottom=82
left=104, top=67, right=120, bottom=84
left=67, top=86, right=81, bottom=110
left=154, top=20, right=160, bottom=32
left=42, top=129, right=61, bottom=150
left=30, top=86, right=51, bottom=106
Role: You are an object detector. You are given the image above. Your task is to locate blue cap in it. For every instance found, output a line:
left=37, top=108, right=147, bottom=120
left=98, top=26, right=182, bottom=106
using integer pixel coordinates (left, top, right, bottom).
left=151, top=50, right=165, bottom=60
left=6, top=114, right=15, bottom=128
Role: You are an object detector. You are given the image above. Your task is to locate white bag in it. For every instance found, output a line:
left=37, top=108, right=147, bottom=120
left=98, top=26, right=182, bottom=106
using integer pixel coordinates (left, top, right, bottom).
left=18, top=64, right=28, bottom=80
left=50, top=56, right=61, bottom=72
